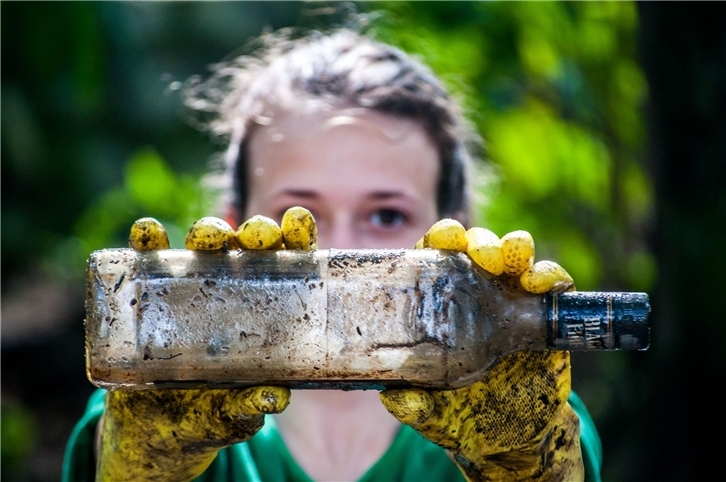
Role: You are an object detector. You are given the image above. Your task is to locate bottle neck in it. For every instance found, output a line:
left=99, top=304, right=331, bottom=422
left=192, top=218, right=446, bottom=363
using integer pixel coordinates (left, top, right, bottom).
left=471, top=269, right=550, bottom=354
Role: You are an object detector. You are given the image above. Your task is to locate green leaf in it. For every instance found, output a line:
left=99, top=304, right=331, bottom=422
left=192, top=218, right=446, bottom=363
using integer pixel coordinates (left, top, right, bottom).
left=624, top=250, right=657, bottom=292
left=556, top=230, right=603, bottom=291
left=125, top=148, right=178, bottom=216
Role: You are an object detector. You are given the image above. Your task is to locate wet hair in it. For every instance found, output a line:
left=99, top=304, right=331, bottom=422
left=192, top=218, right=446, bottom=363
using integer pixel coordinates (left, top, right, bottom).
left=185, top=29, right=480, bottom=227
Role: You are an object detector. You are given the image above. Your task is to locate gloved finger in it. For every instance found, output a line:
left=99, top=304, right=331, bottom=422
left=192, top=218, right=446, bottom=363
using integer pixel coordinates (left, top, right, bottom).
left=209, top=387, right=290, bottom=443
left=172, top=387, right=290, bottom=429
left=465, top=227, right=504, bottom=275
left=382, top=386, right=471, bottom=454
left=520, top=260, right=575, bottom=294
left=379, top=388, right=435, bottom=426
left=235, top=215, right=284, bottom=250
left=501, top=230, right=535, bottom=275
left=281, top=206, right=317, bottom=250
left=232, top=386, right=291, bottom=415
left=108, top=387, right=290, bottom=441
left=383, top=351, right=572, bottom=462
left=185, top=217, right=235, bottom=250
left=129, top=217, right=170, bottom=250
left=102, top=387, right=289, bottom=481
left=422, top=219, right=468, bottom=252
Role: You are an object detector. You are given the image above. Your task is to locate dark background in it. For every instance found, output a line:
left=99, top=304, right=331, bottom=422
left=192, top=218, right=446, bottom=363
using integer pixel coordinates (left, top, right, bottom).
left=2, top=2, right=725, bottom=480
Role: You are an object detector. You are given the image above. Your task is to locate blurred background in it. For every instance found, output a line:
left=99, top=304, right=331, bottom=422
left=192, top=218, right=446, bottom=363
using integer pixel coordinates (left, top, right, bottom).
left=2, top=2, right=724, bottom=480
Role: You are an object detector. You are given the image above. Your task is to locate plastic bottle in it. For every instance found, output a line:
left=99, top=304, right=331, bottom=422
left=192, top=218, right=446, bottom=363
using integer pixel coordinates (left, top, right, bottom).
left=85, top=248, right=649, bottom=390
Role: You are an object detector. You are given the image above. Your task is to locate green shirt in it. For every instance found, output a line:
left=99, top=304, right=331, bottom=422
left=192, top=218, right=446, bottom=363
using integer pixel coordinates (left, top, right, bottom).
left=63, top=389, right=602, bottom=482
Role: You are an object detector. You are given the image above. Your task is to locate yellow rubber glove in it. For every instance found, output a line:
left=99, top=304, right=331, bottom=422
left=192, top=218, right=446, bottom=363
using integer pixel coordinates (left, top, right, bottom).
left=381, top=220, right=584, bottom=482
left=97, top=211, right=315, bottom=481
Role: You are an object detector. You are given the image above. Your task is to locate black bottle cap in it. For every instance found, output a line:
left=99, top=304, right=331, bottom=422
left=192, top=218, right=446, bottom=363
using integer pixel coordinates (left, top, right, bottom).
left=546, top=292, right=651, bottom=351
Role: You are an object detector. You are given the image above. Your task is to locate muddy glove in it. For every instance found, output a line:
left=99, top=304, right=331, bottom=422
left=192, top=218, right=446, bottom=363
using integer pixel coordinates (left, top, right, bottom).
left=96, top=210, right=315, bottom=481
left=381, top=220, right=584, bottom=482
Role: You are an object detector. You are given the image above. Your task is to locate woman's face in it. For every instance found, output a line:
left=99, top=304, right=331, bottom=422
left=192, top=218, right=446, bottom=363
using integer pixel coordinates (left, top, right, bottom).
left=245, top=109, right=440, bottom=249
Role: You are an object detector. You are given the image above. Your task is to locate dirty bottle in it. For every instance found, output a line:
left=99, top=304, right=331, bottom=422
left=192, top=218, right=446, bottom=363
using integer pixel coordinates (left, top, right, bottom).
left=85, top=248, right=650, bottom=390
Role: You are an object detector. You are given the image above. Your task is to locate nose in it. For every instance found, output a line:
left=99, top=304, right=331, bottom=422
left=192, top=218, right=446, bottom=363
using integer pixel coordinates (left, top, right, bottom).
left=317, top=215, right=362, bottom=249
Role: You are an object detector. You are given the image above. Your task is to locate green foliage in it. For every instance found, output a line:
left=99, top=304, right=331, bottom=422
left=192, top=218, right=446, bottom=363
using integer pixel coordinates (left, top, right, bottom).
left=54, top=149, right=213, bottom=279
left=1, top=400, right=37, bottom=478
left=373, top=1, right=653, bottom=293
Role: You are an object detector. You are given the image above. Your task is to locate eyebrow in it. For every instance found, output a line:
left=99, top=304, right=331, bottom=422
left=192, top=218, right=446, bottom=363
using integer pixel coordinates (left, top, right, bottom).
left=368, top=191, right=409, bottom=200
left=278, top=189, right=319, bottom=198
left=277, top=189, right=410, bottom=200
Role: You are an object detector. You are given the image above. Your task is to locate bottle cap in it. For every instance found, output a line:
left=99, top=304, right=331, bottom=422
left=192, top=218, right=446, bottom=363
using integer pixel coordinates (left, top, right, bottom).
left=547, top=292, right=651, bottom=351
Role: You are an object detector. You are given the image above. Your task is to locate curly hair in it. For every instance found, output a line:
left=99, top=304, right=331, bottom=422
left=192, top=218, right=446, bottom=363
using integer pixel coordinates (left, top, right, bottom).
left=185, top=29, right=480, bottom=227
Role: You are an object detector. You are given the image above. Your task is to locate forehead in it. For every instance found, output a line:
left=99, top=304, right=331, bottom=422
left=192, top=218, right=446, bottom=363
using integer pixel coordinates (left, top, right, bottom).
left=246, top=109, right=440, bottom=203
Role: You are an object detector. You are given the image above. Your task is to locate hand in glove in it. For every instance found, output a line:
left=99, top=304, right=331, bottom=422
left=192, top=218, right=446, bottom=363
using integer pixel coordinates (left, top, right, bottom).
left=96, top=209, right=316, bottom=481
left=380, top=220, right=584, bottom=482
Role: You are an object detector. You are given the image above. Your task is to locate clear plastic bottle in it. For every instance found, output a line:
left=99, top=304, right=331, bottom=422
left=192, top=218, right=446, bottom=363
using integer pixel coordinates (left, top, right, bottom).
left=86, top=248, right=649, bottom=390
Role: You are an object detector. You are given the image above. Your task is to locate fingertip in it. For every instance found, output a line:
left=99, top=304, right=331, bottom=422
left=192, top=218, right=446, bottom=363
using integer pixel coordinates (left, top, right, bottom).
left=185, top=217, right=235, bottom=251
left=235, top=215, right=284, bottom=250
left=501, top=230, right=535, bottom=276
left=129, top=218, right=170, bottom=251
left=236, top=386, right=291, bottom=415
left=380, top=388, right=435, bottom=426
left=520, top=260, right=574, bottom=294
left=466, top=227, right=504, bottom=275
left=423, top=219, right=467, bottom=252
left=281, top=207, right=317, bottom=251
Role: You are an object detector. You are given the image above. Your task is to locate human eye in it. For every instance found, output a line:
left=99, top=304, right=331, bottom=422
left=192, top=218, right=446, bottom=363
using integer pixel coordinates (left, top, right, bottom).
left=369, top=209, right=409, bottom=229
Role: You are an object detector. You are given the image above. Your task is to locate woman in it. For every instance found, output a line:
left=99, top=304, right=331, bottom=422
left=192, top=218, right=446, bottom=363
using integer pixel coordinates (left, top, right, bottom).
left=64, top=29, right=601, bottom=481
